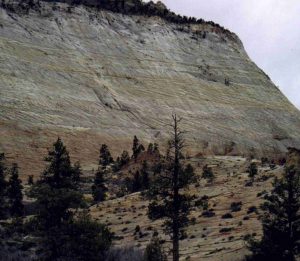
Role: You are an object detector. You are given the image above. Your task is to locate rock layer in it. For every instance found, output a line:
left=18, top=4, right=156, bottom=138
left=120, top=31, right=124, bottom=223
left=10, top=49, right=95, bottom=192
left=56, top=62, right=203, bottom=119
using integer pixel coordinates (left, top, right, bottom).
left=0, top=1, right=300, bottom=176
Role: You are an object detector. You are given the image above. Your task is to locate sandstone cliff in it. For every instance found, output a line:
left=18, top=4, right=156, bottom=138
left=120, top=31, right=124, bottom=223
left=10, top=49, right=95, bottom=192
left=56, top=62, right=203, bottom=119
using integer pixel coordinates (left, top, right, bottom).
left=0, top=0, right=300, bottom=177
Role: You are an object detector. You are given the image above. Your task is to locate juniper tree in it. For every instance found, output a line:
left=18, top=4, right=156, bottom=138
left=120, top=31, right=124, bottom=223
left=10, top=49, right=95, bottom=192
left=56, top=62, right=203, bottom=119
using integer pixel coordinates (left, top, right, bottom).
left=147, top=115, right=196, bottom=261
left=99, top=144, right=114, bottom=168
left=7, top=163, right=24, bottom=217
left=245, top=165, right=300, bottom=261
left=92, top=168, right=107, bottom=202
left=0, top=153, right=7, bottom=219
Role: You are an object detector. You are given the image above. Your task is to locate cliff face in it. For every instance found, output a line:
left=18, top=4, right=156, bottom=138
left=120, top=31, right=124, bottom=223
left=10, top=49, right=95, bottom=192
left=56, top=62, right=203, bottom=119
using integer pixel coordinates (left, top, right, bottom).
left=1, top=1, right=300, bottom=176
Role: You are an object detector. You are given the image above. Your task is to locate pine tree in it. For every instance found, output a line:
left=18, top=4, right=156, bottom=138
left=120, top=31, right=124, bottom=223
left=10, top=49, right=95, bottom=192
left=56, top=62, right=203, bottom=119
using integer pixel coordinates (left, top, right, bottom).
left=245, top=165, right=300, bottom=261
left=29, top=138, right=84, bottom=229
left=92, top=168, right=107, bottom=202
left=7, top=163, right=24, bottom=217
left=29, top=138, right=112, bottom=260
left=147, top=115, right=196, bottom=261
left=0, top=153, right=8, bottom=219
left=99, top=144, right=114, bottom=168
left=132, top=136, right=140, bottom=161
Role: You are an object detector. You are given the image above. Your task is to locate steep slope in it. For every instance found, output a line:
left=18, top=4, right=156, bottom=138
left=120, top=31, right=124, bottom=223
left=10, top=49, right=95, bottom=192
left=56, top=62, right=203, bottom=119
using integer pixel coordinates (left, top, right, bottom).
left=0, top=1, right=300, bottom=176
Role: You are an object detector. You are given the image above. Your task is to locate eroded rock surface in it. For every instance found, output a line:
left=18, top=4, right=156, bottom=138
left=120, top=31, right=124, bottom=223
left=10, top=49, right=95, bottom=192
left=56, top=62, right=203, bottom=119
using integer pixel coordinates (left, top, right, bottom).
left=0, top=1, right=300, bottom=176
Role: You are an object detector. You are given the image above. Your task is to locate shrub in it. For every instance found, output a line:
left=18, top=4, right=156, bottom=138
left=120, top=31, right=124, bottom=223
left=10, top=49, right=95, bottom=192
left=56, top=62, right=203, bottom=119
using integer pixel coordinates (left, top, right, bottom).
left=247, top=206, right=258, bottom=214
left=230, top=202, right=242, bottom=212
left=222, top=213, right=233, bottom=219
left=219, top=227, right=233, bottom=233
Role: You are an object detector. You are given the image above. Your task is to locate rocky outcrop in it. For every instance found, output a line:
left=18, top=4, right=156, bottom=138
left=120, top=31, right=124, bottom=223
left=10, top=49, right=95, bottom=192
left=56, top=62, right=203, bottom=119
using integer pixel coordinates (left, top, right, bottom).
left=0, top=1, right=300, bottom=177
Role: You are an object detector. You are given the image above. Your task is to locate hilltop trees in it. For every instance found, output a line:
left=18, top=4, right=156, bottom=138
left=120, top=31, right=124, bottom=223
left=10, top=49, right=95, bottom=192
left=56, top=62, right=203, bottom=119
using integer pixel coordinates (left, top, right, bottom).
left=100, top=144, right=114, bottom=168
left=132, top=136, right=145, bottom=162
left=7, top=163, right=24, bottom=217
left=246, top=165, right=300, bottom=261
left=147, top=115, right=196, bottom=261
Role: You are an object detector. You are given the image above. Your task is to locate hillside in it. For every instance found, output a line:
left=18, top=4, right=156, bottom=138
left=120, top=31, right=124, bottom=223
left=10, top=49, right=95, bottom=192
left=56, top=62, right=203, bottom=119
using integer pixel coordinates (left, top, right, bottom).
left=1, top=0, right=300, bottom=177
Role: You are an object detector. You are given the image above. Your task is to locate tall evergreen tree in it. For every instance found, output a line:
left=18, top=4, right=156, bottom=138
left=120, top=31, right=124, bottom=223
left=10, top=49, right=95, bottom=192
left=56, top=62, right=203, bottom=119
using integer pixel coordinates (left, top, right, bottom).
left=246, top=165, right=300, bottom=261
left=92, top=168, right=107, bottom=202
left=29, top=137, right=84, bottom=229
left=7, top=163, right=24, bottom=217
left=29, top=138, right=112, bottom=260
left=99, top=144, right=114, bottom=168
left=147, top=115, right=196, bottom=261
left=0, top=153, right=7, bottom=219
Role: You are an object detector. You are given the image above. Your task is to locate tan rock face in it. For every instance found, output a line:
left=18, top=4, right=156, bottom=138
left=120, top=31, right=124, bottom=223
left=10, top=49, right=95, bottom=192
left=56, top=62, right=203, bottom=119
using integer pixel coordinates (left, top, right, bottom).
left=0, top=2, right=300, bottom=177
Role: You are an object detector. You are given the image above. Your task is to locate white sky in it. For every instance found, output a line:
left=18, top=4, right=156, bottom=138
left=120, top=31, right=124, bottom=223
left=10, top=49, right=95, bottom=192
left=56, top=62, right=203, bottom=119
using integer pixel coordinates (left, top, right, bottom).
left=147, top=0, right=300, bottom=109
